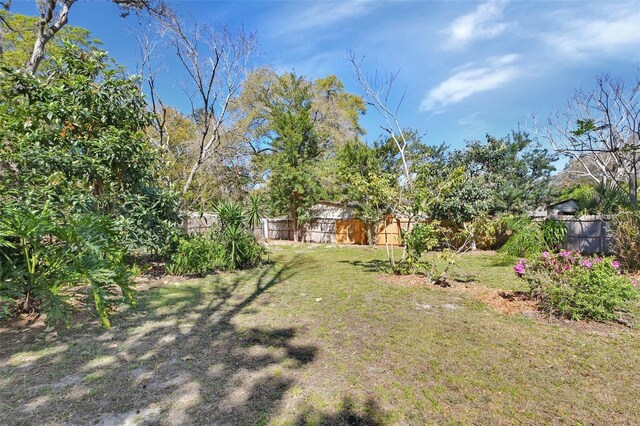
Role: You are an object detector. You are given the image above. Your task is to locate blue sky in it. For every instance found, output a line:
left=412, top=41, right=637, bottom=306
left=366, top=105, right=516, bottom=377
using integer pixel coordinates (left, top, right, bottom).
left=11, top=0, right=640, bottom=149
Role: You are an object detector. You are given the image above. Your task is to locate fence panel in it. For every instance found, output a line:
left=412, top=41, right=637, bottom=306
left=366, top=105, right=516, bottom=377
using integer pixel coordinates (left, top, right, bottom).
left=546, top=215, right=614, bottom=254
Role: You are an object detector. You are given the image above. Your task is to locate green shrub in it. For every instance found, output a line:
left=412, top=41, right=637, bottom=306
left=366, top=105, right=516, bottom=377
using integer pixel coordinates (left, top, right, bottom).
left=0, top=204, right=134, bottom=327
left=404, top=222, right=440, bottom=261
left=516, top=251, right=638, bottom=321
left=612, top=211, right=640, bottom=271
left=500, top=221, right=546, bottom=258
left=166, top=234, right=228, bottom=276
left=167, top=229, right=265, bottom=276
left=500, top=217, right=566, bottom=258
left=0, top=44, right=181, bottom=257
left=393, top=222, right=441, bottom=276
left=540, top=218, right=567, bottom=251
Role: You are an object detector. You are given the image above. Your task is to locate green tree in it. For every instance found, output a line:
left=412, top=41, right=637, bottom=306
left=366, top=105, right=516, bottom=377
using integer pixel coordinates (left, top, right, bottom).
left=238, top=67, right=366, bottom=155
left=335, top=140, right=396, bottom=245
left=258, top=73, right=323, bottom=241
left=311, top=75, right=366, bottom=150
left=433, top=132, right=557, bottom=223
left=0, top=42, right=180, bottom=253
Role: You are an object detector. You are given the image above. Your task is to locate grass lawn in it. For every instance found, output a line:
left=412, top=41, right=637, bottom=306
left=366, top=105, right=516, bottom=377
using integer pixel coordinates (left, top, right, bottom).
left=1, top=245, right=639, bottom=425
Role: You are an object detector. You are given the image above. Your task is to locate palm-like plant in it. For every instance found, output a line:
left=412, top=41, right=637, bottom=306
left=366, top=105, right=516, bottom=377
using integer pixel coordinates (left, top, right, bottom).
left=586, top=182, right=632, bottom=214
left=214, top=200, right=246, bottom=229
left=247, top=194, right=263, bottom=230
left=222, top=224, right=247, bottom=268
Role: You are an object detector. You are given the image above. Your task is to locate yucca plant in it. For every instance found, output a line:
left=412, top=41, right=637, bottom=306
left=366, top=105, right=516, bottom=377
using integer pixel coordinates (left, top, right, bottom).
left=214, top=200, right=247, bottom=230
left=222, top=223, right=247, bottom=268
left=247, top=194, right=263, bottom=230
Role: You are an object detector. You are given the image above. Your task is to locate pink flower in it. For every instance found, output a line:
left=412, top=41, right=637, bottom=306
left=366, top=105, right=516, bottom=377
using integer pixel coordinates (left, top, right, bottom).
left=581, top=259, right=593, bottom=269
left=542, top=251, right=550, bottom=259
left=558, top=250, right=571, bottom=261
left=514, top=259, right=526, bottom=277
left=594, top=257, right=603, bottom=263
left=611, top=260, right=621, bottom=269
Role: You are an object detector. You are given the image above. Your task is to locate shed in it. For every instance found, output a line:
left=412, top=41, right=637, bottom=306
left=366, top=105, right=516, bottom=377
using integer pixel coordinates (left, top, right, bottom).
left=307, top=201, right=357, bottom=220
left=547, top=199, right=579, bottom=216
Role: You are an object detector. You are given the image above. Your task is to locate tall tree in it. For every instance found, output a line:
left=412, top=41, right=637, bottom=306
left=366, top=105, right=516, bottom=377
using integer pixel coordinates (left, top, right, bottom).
left=544, top=74, right=640, bottom=210
left=237, top=67, right=365, bottom=156
left=152, top=9, right=256, bottom=195
left=257, top=73, right=323, bottom=241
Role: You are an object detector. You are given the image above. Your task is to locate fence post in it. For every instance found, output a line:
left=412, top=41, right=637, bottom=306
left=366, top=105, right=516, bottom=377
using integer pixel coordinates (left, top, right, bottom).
left=600, top=217, right=606, bottom=254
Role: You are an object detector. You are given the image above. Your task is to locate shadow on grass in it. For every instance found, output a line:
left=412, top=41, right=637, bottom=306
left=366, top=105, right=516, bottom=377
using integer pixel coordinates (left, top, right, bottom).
left=339, top=259, right=390, bottom=273
left=490, top=254, right=517, bottom=267
left=294, top=396, right=389, bottom=425
left=0, top=255, right=319, bottom=425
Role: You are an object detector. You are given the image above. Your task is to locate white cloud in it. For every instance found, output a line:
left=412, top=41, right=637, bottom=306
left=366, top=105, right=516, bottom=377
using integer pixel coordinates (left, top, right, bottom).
left=443, top=0, right=509, bottom=49
left=458, top=112, right=484, bottom=128
left=272, top=0, right=373, bottom=34
left=420, top=54, right=521, bottom=112
left=544, top=6, right=640, bottom=59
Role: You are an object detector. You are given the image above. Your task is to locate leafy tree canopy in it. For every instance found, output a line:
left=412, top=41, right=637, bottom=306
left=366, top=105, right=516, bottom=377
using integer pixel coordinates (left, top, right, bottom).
left=431, top=132, right=557, bottom=223
left=0, top=42, right=180, bottom=252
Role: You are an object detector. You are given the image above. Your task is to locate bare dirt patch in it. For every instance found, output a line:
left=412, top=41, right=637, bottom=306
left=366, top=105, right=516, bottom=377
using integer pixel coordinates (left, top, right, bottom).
left=381, top=273, right=537, bottom=315
left=379, top=273, right=633, bottom=334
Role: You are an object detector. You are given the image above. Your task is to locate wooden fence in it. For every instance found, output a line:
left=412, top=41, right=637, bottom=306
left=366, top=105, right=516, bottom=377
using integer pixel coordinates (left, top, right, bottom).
left=543, top=215, right=614, bottom=254
left=183, top=212, right=617, bottom=254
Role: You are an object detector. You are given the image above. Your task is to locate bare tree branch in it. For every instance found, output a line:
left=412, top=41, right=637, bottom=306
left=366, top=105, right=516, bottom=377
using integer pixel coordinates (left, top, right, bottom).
left=157, top=9, right=256, bottom=194
left=347, top=50, right=415, bottom=265
left=537, top=74, right=640, bottom=209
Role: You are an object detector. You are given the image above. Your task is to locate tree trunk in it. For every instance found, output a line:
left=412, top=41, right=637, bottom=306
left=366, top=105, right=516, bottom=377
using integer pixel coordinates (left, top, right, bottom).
left=291, top=207, right=298, bottom=242
left=629, top=172, right=638, bottom=211
left=26, top=1, right=74, bottom=75
left=26, top=33, right=48, bottom=74
left=366, top=221, right=377, bottom=246
left=0, top=23, right=5, bottom=61
left=182, top=159, right=200, bottom=194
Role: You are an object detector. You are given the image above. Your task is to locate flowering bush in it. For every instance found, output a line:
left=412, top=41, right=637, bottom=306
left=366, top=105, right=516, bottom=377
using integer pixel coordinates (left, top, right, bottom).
left=515, top=251, right=638, bottom=321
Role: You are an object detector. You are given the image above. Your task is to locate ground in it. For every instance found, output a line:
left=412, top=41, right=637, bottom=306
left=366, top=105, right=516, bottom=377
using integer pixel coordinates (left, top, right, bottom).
left=1, top=245, right=639, bottom=425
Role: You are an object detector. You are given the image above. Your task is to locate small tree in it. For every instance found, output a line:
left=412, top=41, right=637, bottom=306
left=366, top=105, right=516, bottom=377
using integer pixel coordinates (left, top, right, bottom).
left=0, top=44, right=179, bottom=326
left=348, top=51, right=414, bottom=267
left=0, top=43, right=180, bottom=252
